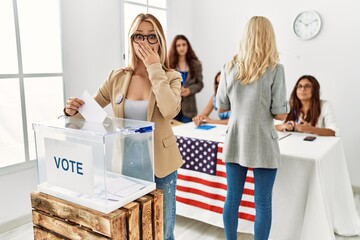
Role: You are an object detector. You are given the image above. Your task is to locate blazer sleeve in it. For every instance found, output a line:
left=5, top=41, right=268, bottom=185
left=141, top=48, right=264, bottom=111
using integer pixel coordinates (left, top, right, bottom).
left=216, top=64, right=231, bottom=111
left=270, top=64, right=288, bottom=115
left=187, top=62, right=204, bottom=95
left=147, top=63, right=182, bottom=119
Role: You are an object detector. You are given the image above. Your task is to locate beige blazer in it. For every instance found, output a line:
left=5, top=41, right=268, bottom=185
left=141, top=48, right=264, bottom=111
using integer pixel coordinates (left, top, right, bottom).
left=94, top=63, right=184, bottom=178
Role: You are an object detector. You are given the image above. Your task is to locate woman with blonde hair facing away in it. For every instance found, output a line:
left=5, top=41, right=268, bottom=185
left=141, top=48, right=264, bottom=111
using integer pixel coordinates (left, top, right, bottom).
left=192, top=71, right=230, bottom=126
left=275, top=75, right=339, bottom=136
left=216, top=16, right=288, bottom=240
left=64, top=13, right=183, bottom=240
left=169, top=35, right=204, bottom=123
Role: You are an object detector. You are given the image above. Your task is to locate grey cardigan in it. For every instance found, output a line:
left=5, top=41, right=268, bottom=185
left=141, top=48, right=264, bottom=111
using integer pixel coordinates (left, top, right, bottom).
left=216, top=64, right=288, bottom=168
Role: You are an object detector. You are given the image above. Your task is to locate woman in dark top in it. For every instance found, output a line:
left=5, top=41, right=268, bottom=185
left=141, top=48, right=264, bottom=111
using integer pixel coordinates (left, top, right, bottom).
left=169, top=35, right=204, bottom=123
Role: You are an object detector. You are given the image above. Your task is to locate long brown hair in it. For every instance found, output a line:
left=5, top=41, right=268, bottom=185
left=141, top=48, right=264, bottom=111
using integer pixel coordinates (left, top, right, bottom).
left=214, top=71, right=221, bottom=94
left=168, top=34, right=200, bottom=77
left=285, top=75, right=321, bottom=126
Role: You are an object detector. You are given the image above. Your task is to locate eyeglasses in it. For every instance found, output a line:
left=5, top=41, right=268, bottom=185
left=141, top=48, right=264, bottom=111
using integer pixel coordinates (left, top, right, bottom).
left=131, top=34, right=158, bottom=44
left=297, top=84, right=312, bottom=90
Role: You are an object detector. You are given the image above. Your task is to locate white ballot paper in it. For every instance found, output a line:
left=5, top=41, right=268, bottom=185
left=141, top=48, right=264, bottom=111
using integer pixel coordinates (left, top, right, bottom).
left=78, top=90, right=107, bottom=123
left=107, top=176, right=145, bottom=198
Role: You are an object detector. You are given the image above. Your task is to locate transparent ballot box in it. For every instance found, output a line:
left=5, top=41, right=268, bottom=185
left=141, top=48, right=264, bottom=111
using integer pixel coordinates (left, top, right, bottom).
left=33, top=116, right=155, bottom=214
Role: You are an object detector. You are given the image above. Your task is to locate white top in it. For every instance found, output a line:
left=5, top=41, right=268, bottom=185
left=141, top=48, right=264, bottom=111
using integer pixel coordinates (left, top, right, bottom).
left=124, top=98, right=148, bottom=121
left=314, top=100, right=340, bottom=136
left=275, top=99, right=340, bottom=136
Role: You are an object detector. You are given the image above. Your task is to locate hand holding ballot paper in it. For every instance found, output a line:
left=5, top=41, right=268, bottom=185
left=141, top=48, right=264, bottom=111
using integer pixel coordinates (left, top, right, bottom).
left=64, top=90, right=107, bottom=123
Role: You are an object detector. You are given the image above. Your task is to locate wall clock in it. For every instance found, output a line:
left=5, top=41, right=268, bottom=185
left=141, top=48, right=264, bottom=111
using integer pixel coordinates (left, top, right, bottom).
left=293, top=11, right=322, bottom=40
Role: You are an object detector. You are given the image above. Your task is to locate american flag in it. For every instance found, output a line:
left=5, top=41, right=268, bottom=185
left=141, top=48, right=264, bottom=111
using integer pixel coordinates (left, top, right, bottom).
left=176, top=136, right=256, bottom=228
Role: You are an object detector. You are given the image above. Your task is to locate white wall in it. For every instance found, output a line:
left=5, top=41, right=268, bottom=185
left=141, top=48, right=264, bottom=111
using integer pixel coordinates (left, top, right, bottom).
left=61, top=0, right=123, bottom=100
left=168, top=0, right=360, bottom=187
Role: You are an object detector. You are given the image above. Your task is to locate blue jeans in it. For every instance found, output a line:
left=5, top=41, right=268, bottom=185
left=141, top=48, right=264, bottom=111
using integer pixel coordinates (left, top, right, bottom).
left=155, top=171, right=177, bottom=240
left=223, top=163, right=277, bottom=240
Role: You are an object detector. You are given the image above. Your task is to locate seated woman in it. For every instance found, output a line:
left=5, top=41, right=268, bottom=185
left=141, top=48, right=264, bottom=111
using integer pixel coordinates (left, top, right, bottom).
left=275, top=75, right=339, bottom=136
left=193, top=71, right=230, bottom=126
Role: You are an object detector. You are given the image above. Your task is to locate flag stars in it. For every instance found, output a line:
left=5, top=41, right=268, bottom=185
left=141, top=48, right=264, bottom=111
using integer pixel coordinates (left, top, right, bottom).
left=176, top=136, right=218, bottom=176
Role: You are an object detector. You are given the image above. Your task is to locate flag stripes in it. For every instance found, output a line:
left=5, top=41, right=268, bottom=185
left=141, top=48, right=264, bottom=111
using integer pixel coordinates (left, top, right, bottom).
left=176, top=140, right=256, bottom=223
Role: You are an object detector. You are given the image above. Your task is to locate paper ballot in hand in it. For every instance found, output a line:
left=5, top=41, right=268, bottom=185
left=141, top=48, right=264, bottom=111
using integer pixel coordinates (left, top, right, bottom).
left=78, top=90, right=107, bottom=123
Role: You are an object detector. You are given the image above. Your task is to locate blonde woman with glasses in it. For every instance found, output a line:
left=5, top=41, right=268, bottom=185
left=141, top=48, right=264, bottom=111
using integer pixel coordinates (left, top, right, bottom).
left=64, top=13, right=183, bottom=240
left=275, top=75, right=339, bottom=136
left=216, top=16, right=288, bottom=240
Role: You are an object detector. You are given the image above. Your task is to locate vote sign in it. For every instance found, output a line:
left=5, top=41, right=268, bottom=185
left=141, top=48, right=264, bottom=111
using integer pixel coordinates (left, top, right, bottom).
left=45, top=138, right=94, bottom=195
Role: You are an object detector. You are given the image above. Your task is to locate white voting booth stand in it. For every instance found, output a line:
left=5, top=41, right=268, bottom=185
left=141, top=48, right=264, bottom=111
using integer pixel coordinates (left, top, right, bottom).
left=33, top=116, right=156, bottom=214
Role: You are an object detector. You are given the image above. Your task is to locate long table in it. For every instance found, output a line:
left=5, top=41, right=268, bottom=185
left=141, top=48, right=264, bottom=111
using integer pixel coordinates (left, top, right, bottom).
left=173, top=122, right=360, bottom=240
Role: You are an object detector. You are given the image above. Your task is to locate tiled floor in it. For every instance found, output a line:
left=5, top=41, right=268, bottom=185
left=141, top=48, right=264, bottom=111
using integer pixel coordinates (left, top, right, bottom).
left=1, top=190, right=360, bottom=240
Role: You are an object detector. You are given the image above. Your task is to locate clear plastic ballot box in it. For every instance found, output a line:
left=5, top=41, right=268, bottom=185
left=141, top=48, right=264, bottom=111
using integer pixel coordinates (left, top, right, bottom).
left=33, top=116, right=156, bottom=214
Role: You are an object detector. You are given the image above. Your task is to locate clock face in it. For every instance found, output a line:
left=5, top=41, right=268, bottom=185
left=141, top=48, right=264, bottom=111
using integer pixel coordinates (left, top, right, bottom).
left=293, top=11, right=322, bottom=40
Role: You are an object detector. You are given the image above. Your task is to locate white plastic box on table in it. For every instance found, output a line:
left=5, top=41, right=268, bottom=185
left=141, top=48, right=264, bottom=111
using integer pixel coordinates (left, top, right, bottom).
left=33, top=116, right=155, bottom=214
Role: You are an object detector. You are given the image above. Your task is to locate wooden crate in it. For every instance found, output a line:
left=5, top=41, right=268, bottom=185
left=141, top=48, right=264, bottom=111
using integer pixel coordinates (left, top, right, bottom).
left=31, top=190, right=163, bottom=240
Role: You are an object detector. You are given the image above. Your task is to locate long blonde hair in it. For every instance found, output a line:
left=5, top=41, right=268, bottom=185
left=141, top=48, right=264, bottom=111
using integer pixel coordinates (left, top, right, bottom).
left=227, top=16, right=279, bottom=84
left=127, top=13, right=170, bottom=71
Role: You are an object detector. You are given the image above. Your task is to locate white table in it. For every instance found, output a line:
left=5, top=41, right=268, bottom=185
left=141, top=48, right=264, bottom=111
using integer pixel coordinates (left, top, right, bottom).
left=173, top=122, right=360, bottom=240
